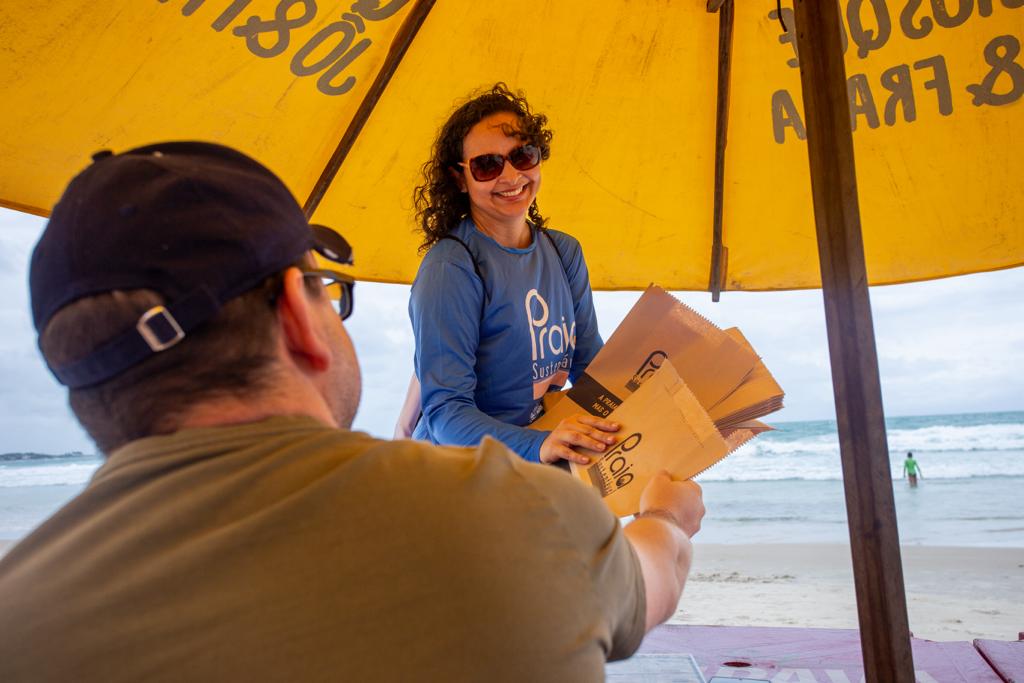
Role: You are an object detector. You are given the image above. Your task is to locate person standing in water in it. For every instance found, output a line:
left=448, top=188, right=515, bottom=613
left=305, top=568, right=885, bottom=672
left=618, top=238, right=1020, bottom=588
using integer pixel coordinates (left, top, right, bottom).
left=903, top=451, right=923, bottom=487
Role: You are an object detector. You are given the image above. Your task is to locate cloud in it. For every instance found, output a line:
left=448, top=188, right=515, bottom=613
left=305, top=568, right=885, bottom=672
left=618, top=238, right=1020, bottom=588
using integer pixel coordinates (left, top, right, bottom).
left=344, top=282, right=415, bottom=438
left=0, top=212, right=90, bottom=453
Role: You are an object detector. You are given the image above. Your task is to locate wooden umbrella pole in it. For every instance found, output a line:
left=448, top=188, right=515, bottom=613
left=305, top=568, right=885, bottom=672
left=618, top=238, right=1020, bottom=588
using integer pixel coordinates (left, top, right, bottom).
left=303, top=0, right=436, bottom=218
left=791, top=2, right=914, bottom=681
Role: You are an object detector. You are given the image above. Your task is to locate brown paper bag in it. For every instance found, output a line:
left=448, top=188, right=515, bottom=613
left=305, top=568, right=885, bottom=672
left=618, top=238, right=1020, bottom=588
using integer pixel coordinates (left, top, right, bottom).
left=568, top=359, right=728, bottom=517
left=533, top=285, right=761, bottom=430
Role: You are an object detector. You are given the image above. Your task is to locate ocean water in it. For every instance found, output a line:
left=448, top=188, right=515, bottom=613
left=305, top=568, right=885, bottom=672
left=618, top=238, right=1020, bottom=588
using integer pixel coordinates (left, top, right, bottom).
left=1, top=411, right=1022, bottom=546
left=696, top=410, right=1024, bottom=546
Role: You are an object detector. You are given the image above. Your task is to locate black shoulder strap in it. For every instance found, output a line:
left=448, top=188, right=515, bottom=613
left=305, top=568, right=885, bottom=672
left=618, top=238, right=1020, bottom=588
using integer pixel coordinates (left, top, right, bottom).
left=440, top=234, right=488, bottom=317
left=539, top=229, right=575, bottom=302
left=439, top=234, right=484, bottom=281
left=540, top=228, right=565, bottom=266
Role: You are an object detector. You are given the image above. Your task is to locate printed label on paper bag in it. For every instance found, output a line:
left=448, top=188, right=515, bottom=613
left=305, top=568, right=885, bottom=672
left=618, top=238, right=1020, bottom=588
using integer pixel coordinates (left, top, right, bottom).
left=625, top=350, right=668, bottom=391
left=586, top=433, right=642, bottom=496
left=566, top=372, right=623, bottom=418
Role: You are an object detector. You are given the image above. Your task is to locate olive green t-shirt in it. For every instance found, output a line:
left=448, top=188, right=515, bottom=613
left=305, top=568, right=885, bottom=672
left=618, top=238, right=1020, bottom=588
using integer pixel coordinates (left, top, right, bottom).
left=0, top=416, right=645, bottom=682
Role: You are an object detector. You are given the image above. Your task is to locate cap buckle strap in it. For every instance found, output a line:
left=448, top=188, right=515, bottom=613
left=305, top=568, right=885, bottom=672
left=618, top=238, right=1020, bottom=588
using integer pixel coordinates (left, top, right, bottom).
left=136, top=306, right=185, bottom=352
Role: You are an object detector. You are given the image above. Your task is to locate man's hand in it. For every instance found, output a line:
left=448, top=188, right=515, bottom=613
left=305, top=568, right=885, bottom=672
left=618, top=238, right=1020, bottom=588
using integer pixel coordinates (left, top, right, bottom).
left=625, top=472, right=705, bottom=631
left=638, top=471, right=704, bottom=537
left=539, top=413, right=620, bottom=465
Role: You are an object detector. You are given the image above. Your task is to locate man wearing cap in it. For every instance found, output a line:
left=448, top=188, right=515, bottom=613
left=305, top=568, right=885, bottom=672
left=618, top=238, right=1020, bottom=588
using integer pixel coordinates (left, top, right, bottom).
left=0, top=142, right=705, bottom=682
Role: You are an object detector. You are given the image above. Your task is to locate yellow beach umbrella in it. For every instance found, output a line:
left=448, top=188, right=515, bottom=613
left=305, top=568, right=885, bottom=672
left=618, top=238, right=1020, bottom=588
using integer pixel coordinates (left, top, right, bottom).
left=1, top=2, right=1022, bottom=681
left=1, top=1, right=1020, bottom=291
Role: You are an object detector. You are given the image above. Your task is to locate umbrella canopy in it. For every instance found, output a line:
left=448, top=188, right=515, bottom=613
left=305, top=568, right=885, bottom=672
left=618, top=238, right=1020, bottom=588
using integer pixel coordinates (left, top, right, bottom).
left=1, top=0, right=1021, bottom=291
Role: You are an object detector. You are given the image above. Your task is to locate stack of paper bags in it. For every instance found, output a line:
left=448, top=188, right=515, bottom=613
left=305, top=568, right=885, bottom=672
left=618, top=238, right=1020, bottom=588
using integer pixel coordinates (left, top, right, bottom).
left=711, top=328, right=785, bottom=430
left=532, top=285, right=784, bottom=516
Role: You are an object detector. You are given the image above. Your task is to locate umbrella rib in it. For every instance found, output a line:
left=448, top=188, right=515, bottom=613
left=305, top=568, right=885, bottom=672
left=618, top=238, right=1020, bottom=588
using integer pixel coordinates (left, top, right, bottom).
left=708, top=0, right=734, bottom=302
left=302, top=0, right=436, bottom=219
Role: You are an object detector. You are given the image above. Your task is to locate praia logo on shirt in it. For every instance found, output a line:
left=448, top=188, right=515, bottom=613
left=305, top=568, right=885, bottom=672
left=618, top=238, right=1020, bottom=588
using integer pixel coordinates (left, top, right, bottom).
left=525, top=288, right=574, bottom=386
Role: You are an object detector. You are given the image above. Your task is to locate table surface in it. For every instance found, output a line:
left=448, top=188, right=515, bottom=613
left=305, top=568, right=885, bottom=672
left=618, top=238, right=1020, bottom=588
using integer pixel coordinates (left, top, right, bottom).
left=633, top=625, right=1024, bottom=682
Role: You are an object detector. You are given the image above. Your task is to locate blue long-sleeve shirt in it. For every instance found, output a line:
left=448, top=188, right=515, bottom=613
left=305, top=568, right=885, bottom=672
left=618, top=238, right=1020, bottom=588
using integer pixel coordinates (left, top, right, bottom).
left=410, top=218, right=603, bottom=461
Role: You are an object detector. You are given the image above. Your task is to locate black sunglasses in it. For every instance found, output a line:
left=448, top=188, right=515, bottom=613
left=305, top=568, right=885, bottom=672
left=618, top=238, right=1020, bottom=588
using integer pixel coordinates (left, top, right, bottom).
left=458, top=144, right=541, bottom=182
left=301, top=268, right=355, bottom=321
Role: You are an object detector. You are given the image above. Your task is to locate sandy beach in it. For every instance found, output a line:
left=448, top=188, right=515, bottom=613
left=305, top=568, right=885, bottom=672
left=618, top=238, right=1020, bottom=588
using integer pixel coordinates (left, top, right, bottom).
left=3, top=537, right=1020, bottom=644
left=674, top=543, right=1024, bottom=642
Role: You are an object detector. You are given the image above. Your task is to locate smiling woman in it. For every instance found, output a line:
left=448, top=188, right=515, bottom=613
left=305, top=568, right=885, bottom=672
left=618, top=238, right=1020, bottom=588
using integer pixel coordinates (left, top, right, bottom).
left=399, top=83, right=620, bottom=466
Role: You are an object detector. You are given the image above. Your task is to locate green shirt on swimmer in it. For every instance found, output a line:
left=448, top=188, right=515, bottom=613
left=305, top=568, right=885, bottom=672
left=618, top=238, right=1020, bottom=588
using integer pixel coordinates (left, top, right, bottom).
left=903, top=454, right=922, bottom=477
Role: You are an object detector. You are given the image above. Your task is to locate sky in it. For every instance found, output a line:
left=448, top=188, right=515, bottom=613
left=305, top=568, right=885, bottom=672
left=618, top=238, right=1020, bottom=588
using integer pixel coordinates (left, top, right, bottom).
left=2, top=206, right=1022, bottom=455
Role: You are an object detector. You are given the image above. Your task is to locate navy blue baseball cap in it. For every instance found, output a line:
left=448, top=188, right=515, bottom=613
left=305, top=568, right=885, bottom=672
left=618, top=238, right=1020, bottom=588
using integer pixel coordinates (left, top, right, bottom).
left=30, top=141, right=353, bottom=389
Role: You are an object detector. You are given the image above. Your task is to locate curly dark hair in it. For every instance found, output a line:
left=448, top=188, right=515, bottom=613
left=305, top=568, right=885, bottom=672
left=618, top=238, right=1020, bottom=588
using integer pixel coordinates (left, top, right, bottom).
left=413, top=83, right=554, bottom=252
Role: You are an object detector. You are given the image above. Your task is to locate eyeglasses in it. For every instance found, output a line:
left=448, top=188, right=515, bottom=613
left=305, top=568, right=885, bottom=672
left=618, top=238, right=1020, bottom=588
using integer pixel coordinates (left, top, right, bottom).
left=302, top=268, right=355, bottom=321
left=458, top=144, right=541, bottom=182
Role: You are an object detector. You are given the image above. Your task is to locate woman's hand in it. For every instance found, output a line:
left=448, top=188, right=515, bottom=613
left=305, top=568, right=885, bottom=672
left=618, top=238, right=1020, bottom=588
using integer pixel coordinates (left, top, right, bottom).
left=539, top=414, right=620, bottom=465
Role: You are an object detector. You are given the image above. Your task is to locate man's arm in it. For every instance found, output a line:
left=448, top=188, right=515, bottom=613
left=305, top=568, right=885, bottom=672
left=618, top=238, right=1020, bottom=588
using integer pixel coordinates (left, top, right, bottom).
left=623, top=473, right=705, bottom=631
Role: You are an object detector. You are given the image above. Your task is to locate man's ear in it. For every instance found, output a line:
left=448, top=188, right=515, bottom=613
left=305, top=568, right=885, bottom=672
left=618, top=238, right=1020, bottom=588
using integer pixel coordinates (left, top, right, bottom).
left=276, top=267, right=332, bottom=373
